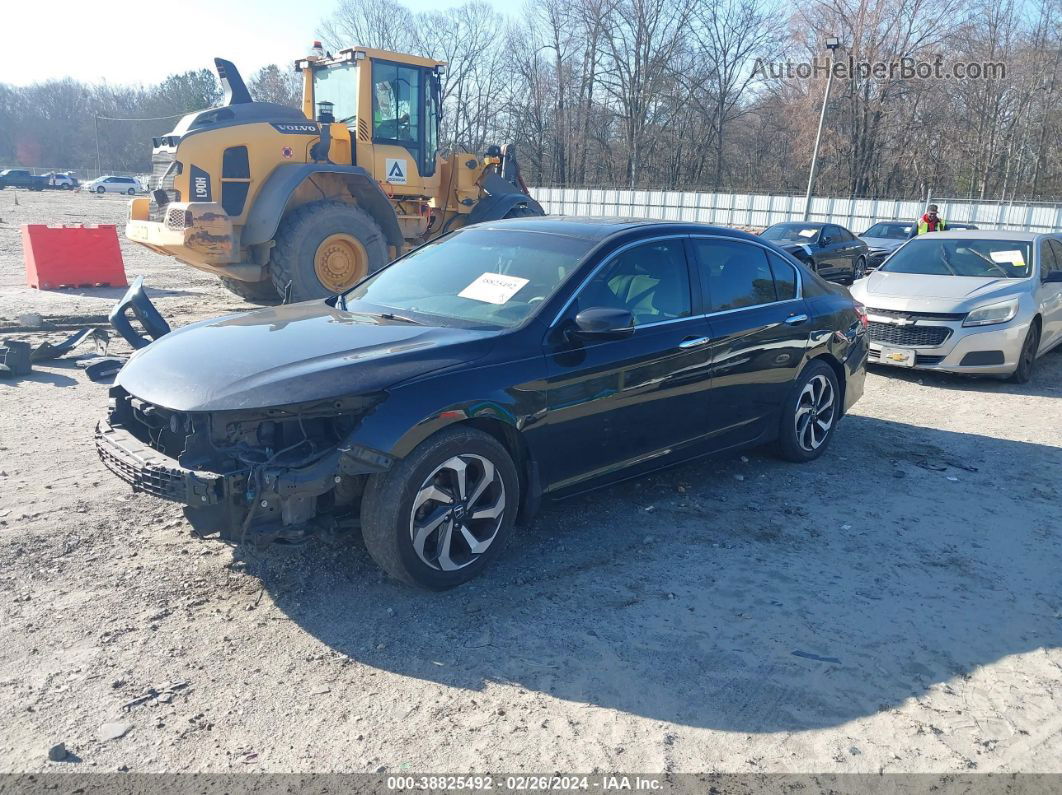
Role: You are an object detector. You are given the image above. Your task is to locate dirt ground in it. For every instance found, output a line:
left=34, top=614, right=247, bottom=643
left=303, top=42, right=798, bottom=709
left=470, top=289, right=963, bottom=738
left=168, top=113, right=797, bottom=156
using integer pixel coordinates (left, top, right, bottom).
left=0, top=189, right=1060, bottom=775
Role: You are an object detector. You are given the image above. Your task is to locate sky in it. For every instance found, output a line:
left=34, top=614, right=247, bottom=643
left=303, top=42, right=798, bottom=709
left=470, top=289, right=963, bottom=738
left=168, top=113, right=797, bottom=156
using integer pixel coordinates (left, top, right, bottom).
left=1, top=0, right=497, bottom=87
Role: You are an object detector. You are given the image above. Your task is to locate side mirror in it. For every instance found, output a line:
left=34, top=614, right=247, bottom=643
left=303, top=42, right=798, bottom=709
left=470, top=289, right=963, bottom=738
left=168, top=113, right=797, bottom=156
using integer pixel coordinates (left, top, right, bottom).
left=821, top=235, right=833, bottom=246
left=568, top=307, right=635, bottom=342
left=1044, top=270, right=1062, bottom=283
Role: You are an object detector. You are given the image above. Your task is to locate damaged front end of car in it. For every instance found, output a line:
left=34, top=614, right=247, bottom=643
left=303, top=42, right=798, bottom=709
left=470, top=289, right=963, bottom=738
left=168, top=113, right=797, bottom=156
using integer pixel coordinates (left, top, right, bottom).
left=96, top=387, right=392, bottom=544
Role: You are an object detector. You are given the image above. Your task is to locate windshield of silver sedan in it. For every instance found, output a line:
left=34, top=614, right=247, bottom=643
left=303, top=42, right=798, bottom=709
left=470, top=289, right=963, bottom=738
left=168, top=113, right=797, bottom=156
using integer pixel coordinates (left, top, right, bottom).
left=879, top=238, right=1032, bottom=278
left=344, top=228, right=594, bottom=327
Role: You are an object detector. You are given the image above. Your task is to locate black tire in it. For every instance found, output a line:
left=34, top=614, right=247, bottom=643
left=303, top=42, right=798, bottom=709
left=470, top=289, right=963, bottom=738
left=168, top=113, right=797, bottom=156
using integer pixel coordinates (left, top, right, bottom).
left=1009, top=321, right=1041, bottom=384
left=96, top=185, right=105, bottom=194
left=775, top=359, right=841, bottom=463
left=852, top=256, right=867, bottom=282
left=220, top=277, right=281, bottom=304
left=269, top=200, right=388, bottom=303
left=361, top=427, right=520, bottom=589
left=126, top=187, right=135, bottom=195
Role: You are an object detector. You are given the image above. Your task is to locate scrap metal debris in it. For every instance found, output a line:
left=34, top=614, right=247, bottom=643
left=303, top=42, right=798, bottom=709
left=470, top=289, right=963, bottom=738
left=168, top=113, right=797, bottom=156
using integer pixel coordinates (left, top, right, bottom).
left=109, top=275, right=171, bottom=349
left=31, top=327, right=109, bottom=362
left=0, top=340, right=32, bottom=377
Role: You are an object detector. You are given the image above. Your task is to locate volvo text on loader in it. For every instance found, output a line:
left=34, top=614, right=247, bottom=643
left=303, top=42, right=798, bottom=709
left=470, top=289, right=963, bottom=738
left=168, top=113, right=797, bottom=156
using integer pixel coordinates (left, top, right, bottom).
left=126, top=45, right=544, bottom=303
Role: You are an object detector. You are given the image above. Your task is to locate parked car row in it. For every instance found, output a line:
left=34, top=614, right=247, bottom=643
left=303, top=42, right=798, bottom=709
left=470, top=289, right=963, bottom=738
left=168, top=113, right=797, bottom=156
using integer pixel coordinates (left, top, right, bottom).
left=0, top=170, right=144, bottom=194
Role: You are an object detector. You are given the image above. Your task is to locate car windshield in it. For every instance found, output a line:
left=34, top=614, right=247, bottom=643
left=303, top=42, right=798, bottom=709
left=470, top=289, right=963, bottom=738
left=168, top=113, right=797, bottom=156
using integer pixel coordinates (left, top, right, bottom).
left=762, top=223, right=822, bottom=242
left=345, top=228, right=594, bottom=327
left=863, top=222, right=911, bottom=239
left=879, top=238, right=1032, bottom=278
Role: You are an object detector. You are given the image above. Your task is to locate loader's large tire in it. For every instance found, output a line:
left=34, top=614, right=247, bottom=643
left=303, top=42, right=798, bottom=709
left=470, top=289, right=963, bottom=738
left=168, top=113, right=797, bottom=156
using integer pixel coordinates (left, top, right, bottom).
left=269, top=201, right=388, bottom=302
left=220, top=277, right=280, bottom=304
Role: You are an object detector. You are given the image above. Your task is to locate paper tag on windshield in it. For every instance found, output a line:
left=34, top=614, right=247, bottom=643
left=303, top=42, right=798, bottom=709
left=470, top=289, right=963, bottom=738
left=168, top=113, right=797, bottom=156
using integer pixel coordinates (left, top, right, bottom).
left=990, top=250, right=1025, bottom=267
left=458, top=272, right=529, bottom=304
left=799, top=228, right=818, bottom=238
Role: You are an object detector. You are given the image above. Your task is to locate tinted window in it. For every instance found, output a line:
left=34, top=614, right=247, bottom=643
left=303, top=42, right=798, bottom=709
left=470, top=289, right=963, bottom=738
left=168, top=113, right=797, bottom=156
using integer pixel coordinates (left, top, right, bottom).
left=825, top=225, right=846, bottom=242
left=571, top=239, right=691, bottom=326
left=694, top=239, right=777, bottom=311
left=768, top=252, right=798, bottom=300
left=1044, top=239, right=1062, bottom=278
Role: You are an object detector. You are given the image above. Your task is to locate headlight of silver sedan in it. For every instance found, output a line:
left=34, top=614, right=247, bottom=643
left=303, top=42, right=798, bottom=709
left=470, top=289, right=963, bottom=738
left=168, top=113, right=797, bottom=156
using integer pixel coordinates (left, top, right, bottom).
left=962, top=297, right=1020, bottom=327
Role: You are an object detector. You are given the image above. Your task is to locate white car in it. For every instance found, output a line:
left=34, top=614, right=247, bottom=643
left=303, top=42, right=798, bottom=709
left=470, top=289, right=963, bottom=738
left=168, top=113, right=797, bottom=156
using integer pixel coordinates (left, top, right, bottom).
left=85, top=175, right=141, bottom=195
left=44, top=172, right=78, bottom=190
left=850, top=230, right=1062, bottom=382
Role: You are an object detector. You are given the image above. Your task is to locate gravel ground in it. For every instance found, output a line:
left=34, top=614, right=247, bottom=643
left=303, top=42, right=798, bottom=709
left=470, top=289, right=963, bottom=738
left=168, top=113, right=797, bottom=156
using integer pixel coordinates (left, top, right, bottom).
left=0, top=190, right=1060, bottom=774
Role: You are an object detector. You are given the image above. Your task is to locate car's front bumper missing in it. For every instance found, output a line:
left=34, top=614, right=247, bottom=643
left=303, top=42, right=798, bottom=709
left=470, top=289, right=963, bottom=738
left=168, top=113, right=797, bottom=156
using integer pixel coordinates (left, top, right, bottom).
left=95, top=420, right=231, bottom=506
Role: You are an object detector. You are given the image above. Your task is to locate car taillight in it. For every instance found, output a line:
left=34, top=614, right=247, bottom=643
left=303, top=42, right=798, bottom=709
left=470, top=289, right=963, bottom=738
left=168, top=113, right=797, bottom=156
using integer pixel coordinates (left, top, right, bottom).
left=854, top=302, right=868, bottom=330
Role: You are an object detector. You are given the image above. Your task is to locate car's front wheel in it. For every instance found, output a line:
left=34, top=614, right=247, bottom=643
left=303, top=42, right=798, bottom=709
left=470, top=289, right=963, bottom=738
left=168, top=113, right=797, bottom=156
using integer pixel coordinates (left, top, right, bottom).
left=96, top=185, right=105, bottom=194
left=361, top=427, right=520, bottom=589
left=1009, top=321, right=1040, bottom=384
left=126, top=187, right=135, bottom=195
left=776, top=360, right=840, bottom=462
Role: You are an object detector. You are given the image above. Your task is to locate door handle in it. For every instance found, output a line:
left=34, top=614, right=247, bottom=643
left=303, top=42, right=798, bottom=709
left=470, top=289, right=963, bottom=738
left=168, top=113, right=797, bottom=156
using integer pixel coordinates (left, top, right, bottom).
left=784, top=313, right=809, bottom=325
left=678, top=336, right=711, bottom=348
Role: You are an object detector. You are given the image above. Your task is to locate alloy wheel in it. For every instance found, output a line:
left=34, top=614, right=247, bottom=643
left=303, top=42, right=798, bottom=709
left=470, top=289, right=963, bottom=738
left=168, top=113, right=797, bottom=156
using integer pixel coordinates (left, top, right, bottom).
left=854, top=256, right=867, bottom=280
left=409, top=454, right=506, bottom=572
left=795, top=374, right=836, bottom=452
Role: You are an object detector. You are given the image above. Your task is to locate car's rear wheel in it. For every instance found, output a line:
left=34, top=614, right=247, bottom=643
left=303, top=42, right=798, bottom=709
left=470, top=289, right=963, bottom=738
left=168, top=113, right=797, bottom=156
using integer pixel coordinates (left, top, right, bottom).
left=1009, top=321, right=1040, bottom=384
left=361, top=427, right=519, bottom=589
left=775, top=360, right=840, bottom=462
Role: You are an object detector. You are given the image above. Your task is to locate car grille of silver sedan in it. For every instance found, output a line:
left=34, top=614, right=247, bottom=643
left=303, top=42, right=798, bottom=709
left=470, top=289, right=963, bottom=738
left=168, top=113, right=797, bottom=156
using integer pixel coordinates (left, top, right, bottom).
left=867, top=321, right=951, bottom=347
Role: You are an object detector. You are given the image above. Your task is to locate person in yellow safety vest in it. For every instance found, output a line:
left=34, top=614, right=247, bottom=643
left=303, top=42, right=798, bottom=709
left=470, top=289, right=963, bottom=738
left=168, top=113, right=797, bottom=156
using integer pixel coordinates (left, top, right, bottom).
left=909, top=204, right=947, bottom=238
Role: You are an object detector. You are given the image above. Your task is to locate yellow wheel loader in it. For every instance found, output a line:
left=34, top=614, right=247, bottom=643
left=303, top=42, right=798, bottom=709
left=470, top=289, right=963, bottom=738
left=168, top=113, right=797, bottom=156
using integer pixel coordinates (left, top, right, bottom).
left=126, top=47, right=543, bottom=303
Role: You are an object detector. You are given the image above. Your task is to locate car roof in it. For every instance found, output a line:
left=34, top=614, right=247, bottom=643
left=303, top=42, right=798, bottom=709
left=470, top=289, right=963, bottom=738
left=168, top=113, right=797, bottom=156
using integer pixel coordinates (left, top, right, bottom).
left=917, top=229, right=1042, bottom=241
left=768, top=221, right=826, bottom=228
left=473, top=216, right=764, bottom=244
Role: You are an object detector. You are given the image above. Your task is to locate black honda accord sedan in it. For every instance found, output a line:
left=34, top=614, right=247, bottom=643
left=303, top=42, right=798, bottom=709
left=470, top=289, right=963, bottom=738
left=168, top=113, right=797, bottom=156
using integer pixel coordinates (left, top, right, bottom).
left=97, top=217, right=868, bottom=588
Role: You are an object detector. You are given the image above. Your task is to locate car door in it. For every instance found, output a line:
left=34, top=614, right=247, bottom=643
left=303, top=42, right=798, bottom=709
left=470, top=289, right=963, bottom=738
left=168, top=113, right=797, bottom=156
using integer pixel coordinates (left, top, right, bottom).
left=837, top=225, right=865, bottom=275
left=1040, top=239, right=1062, bottom=349
left=539, top=237, right=714, bottom=493
left=691, top=237, right=811, bottom=448
left=817, top=225, right=849, bottom=279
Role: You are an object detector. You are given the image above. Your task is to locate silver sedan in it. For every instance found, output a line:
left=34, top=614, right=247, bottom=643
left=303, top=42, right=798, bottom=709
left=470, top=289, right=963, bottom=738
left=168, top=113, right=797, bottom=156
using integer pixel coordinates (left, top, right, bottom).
left=849, top=230, right=1062, bottom=382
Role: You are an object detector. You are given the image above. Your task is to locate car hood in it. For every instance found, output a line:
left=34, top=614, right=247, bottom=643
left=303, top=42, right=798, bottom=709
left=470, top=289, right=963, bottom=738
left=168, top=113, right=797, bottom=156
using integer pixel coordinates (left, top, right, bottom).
left=860, top=236, right=904, bottom=251
left=778, top=241, right=815, bottom=256
left=850, top=271, right=1027, bottom=312
left=117, top=301, right=496, bottom=412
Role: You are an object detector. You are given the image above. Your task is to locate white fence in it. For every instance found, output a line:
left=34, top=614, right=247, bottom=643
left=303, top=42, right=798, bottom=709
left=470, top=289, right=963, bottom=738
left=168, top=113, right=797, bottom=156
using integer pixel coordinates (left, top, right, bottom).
left=528, top=187, right=1062, bottom=233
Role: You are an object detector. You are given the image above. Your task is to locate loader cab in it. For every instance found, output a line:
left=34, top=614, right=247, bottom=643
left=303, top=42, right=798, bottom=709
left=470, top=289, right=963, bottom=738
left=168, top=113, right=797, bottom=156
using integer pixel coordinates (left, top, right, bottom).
left=301, top=47, right=444, bottom=189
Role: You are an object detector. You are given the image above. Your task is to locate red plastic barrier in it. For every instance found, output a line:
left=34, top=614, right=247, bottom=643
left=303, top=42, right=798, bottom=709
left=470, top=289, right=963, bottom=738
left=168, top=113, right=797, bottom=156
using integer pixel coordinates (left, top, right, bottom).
left=22, top=224, right=128, bottom=289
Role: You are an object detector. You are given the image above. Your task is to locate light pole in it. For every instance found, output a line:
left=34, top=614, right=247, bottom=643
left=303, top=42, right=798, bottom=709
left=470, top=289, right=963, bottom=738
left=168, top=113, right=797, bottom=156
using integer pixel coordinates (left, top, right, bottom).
left=94, top=114, right=102, bottom=178
left=803, top=36, right=840, bottom=221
